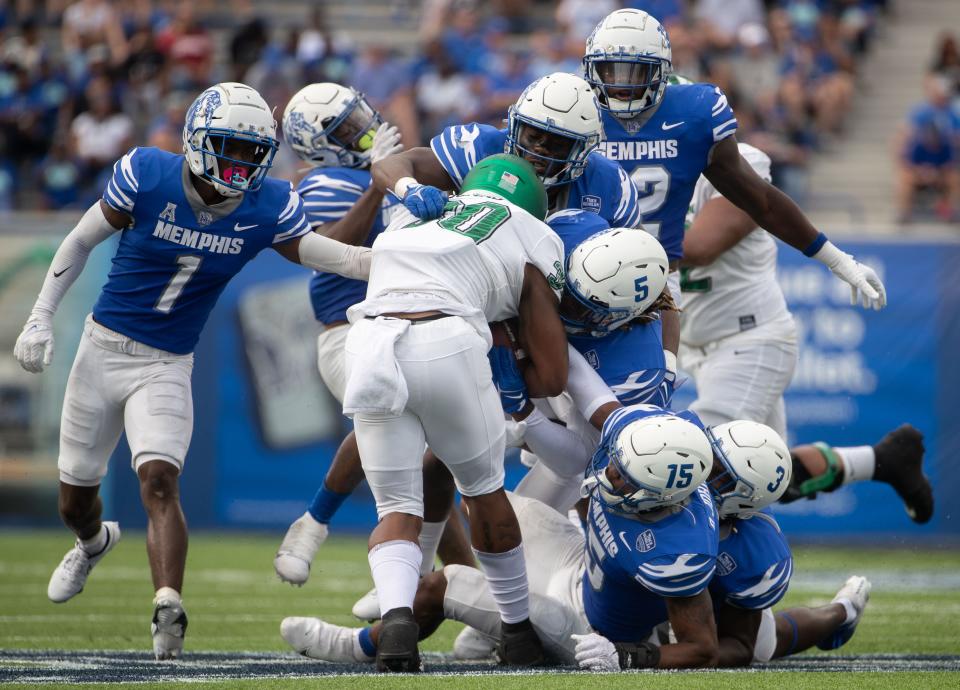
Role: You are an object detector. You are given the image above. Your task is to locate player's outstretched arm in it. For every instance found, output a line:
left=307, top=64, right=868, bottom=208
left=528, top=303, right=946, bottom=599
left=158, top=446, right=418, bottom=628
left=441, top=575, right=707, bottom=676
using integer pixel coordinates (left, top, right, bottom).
left=715, top=602, right=762, bottom=667
left=660, top=589, right=721, bottom=668
left=273, top=233, right=371, bottom=281
left=13, top=200, right=124, bottom=373
left=518, top=264, right=568, bottom=398
left=370, top=148, right=453, bottom=220
left=681, top=195, right=757, bottom=267
left=703, top=137, right=886, bottom=310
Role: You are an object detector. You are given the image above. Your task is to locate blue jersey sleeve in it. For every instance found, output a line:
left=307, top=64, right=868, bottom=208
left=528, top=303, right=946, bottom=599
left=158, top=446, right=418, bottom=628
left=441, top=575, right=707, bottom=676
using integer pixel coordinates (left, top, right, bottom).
left=102, top=147, right=142, bottom=215
left=702, top=84, right=738, bottom=145
left=430, top=123, right=502, bottom=188
left=634, top=552, right=716, bottom=598
left=612, top=161, right=643, bottom=228
left=724, top=556, right=793, bottom=610
left=272, top=183, right=312, bottom=245
left=297, top=170, right=366, bottom=228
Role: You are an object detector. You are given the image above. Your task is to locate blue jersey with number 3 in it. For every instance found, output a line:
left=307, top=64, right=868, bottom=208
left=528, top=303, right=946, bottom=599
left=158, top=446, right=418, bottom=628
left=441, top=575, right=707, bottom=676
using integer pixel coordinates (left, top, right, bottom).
left=710, top=509, right=793, bottom=610
left=299, top=167, right=402, bottom=325
left=431, top=123, right=643, bottom=228
left=582, top=404, right=719, bottom=642
left=95, top=147, right=311, bottom=354
left=597, top=83, right=737, bottom=261
left=547, top=210, right=668, bottom=406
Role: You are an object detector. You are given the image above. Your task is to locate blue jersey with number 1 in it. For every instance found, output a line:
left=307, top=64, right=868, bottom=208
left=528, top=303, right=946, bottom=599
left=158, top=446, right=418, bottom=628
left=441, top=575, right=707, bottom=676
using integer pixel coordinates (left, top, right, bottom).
left=598, top=83, right=737, bottom=261
left=547, top=210, right=668, bottom=406
left=95, top=146, right=311, bottom=354
left=299, top=167, right=402, bottom=325
left=582, top=404, right=719, bottom=643
left=431, top=123, right=643, bottom=228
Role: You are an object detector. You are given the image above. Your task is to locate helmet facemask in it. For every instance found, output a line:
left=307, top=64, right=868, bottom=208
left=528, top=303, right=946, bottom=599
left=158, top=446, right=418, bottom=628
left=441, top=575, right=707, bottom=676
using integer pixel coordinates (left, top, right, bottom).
left=585, top=54, right=670, bottom=116
left=191, top=128, right=278, bottom=197
left=706, top=427, right=761, bottom=519
left=318, top=94, right=383, bottom=166
left=506, top=114, right=594, bottom=188
left=560, top=279, right=635, bottom=337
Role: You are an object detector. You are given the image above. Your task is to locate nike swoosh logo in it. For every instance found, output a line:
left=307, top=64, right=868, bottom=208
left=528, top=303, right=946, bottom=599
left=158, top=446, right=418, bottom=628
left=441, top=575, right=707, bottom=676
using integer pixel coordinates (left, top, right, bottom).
left=234, top=222, right=257, bottom=232
left=618, top=531, right=632, bottom=550
left=661, top=121, right=684, bottom=130
left=53, top=266, right=71, bottom=277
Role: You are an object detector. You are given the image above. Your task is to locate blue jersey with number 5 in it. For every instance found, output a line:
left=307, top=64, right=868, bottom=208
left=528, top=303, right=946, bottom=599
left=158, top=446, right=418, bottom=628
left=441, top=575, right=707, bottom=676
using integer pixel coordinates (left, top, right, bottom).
left=431, top=123, right=643, bottom=228
left=547, top=210, right=668, bottom=405
left=598, top=83, right=737, bottom=262
left=94, top=147, right=310, bottom=354
left=582, top=404, right=719, bottom=643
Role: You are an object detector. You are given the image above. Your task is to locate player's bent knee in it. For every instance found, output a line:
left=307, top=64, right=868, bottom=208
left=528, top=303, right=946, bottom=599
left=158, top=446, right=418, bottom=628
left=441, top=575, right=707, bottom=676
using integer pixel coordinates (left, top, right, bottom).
left=137, top=458, right=182, bottom=501
left=752, top=608, right=777, bottom=663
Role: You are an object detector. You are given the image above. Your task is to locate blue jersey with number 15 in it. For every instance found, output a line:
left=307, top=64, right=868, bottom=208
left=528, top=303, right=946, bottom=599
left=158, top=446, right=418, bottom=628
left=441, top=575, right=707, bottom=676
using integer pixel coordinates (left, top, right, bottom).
left=95, top=146, right=311, bottom=354
left=598, top=83, right=737, bottom=262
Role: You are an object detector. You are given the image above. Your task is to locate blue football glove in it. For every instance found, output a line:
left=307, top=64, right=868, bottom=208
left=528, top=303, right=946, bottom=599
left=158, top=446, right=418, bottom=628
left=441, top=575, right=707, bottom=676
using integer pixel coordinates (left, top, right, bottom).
left=402, top=183, right=448, bottom=219
left=487, top=345, right=528, bottom=414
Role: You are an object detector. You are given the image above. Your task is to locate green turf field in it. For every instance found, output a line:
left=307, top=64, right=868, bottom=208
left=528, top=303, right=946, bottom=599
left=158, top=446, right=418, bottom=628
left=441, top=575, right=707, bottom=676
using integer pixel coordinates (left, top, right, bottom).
left=1, top=530, right=958, bottom=688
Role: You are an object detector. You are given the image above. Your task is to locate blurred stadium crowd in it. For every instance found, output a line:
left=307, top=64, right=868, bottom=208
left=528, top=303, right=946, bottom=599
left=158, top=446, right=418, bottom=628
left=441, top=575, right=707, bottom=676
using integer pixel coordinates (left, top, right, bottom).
left=1, top=0, right=956, bottom=221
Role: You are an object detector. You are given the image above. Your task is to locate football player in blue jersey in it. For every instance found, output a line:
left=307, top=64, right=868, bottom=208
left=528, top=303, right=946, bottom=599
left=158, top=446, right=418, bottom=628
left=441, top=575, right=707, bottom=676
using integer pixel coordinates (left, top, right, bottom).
left=280, top=406, right=724, bottom=670
left=581, top=9, right=887, bottom=376
left=12, top=82, right=372, bottom=660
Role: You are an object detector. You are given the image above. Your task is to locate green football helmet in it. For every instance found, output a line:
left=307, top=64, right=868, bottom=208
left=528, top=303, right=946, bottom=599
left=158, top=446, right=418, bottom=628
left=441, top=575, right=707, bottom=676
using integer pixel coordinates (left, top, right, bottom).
left=460, top=154, right=548, bottom=221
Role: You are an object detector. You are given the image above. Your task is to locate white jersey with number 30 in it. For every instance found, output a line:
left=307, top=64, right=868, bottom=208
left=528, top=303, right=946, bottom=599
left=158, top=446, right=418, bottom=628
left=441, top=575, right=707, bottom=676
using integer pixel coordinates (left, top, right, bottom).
left=348, top=190, right=565, bottom=343
left=680, top=144, right=792, bottom=348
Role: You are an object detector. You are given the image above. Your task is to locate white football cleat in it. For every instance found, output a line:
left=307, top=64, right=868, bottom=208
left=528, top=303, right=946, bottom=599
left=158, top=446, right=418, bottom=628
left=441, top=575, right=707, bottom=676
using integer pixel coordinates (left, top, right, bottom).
left=281, top=616, right=373, bottom=663
left=817, top=575, right=872, bottom=650
left=453, top=625, right=497, bottom=660
left=351, top=587, right=380, bottom=621
left=274, top=512, right=329, bottom=585
left=152, top=598, right=188, bottom=660
left=47, top=522, right=120, bottom=603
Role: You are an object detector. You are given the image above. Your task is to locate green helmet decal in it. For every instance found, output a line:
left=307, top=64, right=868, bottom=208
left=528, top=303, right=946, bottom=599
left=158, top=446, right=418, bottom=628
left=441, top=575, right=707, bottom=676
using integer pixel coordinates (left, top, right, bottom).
left=460, top=154, right=548, bottom=221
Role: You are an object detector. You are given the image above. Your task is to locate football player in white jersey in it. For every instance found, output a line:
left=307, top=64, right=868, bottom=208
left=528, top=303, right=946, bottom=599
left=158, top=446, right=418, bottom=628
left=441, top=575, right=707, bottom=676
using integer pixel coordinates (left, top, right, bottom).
left=280, top=154, right=567, bottom=672
left=680, top=143, right=932, bottom=523
left=11, top=82, right=372, bottom=659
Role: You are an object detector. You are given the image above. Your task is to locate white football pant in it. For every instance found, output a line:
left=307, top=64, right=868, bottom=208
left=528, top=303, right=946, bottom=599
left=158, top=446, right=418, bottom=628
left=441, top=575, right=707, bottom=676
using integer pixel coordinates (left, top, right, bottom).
left=316, top=323, right=349, bottom=404
left=58, top=315, right=194, bottom=486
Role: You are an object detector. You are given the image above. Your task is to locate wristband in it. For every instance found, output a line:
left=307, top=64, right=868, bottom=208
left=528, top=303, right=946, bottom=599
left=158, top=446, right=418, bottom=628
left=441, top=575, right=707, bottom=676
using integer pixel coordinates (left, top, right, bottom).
left=393, top=177, right=418, bottom=199
left=615, top=641, right=661, bottom=669
left=802, top=231, right=829, bottom=257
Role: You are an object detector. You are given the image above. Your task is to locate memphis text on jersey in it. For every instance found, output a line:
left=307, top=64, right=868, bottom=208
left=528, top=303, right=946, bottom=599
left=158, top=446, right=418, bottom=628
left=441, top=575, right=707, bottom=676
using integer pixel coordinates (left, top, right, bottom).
left=597, top=139, right=679, bottom=161
left=152, top=203, right=243, bottom=255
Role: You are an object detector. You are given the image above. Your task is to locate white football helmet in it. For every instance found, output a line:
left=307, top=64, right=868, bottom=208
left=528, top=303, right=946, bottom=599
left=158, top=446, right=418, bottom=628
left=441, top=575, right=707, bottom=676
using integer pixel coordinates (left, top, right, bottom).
left=506, top=72, right=603, bottom=187
left=283, top=83, right=383, bottom=169
left=583, top=411, right=713, bottom=513
left=707, top=421, right=792, bottom=519
left=182, top=82, right=278, bottom=197
left=584, top=9, right=672, bottom=116
left=563, top=228, right=669, bottom=336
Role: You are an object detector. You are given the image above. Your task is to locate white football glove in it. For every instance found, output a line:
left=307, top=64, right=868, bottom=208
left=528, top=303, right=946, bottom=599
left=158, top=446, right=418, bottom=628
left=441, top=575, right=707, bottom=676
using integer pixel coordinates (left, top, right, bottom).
left=504, top=418, right=528, bottom=449
left=813, top=241, right=887, bottom=310
left=369, top=122, right=403, bottom=165
left=14, top=316, right=54, bottom=373
left=571, top=632, right=619, bottom=672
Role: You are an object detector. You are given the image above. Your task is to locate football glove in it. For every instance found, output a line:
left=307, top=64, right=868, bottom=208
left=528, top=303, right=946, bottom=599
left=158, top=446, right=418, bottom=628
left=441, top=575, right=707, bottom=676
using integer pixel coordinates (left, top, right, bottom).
left=813, top=241, right=887, bottom=310
left=487, top=345, right=528, bottom=415
left=14, top=316, right=54, bottom=373
left=571, top=633, right=619, bottom=672
left=398, top=181, right=448, bottom=220
left=369, top=122, right=403, bottom=165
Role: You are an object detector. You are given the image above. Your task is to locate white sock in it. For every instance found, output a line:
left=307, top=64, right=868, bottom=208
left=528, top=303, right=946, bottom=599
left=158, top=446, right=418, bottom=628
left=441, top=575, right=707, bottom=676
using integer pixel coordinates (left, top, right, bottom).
left=835, top=597, right=857, bottom=625
left=154, top=586, right=181, bottom=604
left=837, top=446, right=875, bottom=485
left=79, top=524, right=108, bottom=555
left=473, top=544, right=530, bottom=624
left=418, top=520, right=446, bottom=577
left=368, top=540, right=422, bottom=616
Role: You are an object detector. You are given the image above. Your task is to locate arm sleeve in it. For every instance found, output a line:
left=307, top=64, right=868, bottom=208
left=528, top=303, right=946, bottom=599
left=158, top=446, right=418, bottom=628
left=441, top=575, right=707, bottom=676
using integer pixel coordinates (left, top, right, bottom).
left=298, top=172, right=366, bottom=228
left=101, top=147, right=141, bottom=215
left=521, top=406, right=598, bottom=477
left=31, top=202, right=119, bottom=319
left=297, top=232, right=371, bottom=280
left=634, top=553, right=717, bottom=598
left=567, top=344, right=618, bottom=422
left=272, top=184, right=313, bottom=244
left=611, top=163, right=643, bottom=229
left=429, top=123, right=486, bottom=188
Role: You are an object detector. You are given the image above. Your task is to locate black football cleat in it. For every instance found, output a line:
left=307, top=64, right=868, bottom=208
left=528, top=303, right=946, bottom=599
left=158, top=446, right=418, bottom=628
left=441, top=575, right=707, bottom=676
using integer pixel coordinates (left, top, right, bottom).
left=873, top=424, right=933, bottom=524
left=496, top=618, right=545, bottom=667
left=375, top=607, right=421, bottom=673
